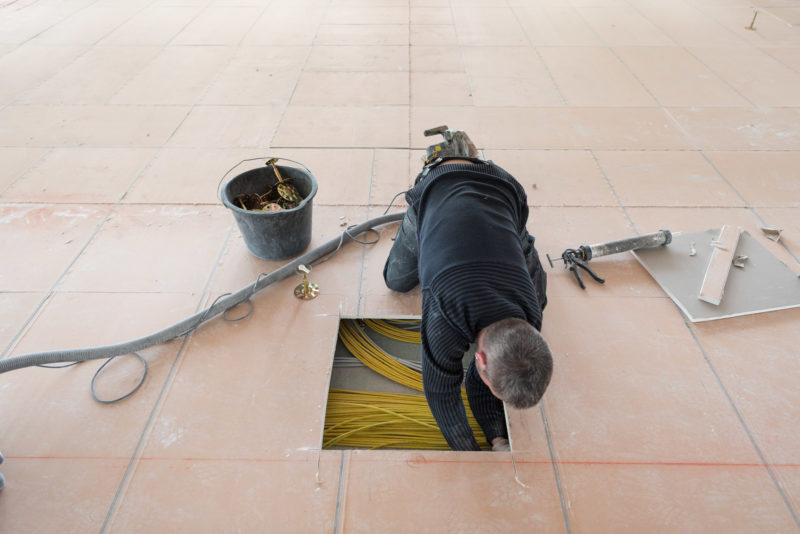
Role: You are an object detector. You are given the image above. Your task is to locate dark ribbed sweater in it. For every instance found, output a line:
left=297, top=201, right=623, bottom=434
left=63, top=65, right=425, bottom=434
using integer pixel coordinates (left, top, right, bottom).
left=407, top=161, right=544, bottom=451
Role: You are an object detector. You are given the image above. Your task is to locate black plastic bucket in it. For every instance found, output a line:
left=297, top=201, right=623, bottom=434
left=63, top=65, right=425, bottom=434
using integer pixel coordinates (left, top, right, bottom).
left=220, top=159, right=318, bottom=261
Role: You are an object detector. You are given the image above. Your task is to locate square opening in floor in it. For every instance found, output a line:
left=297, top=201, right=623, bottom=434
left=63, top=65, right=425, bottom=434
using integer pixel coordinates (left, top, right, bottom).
left=323, top=318, right=494, bottom=451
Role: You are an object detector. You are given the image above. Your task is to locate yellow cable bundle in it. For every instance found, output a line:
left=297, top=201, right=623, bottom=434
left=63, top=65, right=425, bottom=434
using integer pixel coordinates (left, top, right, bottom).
left=338, top=320, right=423, bottom=392
left=324, top=389, right=489, bottom=450
left=326, top=320, right=490, bottom=450
left=362, top=319, right=421, bottom=344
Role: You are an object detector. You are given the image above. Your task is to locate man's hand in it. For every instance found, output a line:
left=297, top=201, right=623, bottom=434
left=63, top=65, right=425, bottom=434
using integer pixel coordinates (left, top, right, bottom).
left=491, top=438, right=510, bottom=452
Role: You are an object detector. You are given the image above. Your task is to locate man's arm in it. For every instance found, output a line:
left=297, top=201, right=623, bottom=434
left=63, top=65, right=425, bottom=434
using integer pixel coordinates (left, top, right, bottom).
left=421, top=299, right=481, bottom=451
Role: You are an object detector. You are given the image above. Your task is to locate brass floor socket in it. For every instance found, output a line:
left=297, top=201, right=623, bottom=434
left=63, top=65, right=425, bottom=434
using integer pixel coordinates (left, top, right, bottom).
left=295, top=281, right=319, bottom=300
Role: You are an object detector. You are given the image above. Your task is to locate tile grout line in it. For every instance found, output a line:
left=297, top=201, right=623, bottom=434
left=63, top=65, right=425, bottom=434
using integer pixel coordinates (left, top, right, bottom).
left=98, top=223, right=236, bottom=534
left=333, top=450, right=348, bottom=534
left=508, top=1, right=568, bottom=106
left=7, top=0, right=161, bottom=109
left=679, top=314, right=800, bottom=528
left=587, top=149, right=639, bottom=233
left=356, top=149, right=377, bottom=317
left=97, top=2, right=276, bottom=528
left=578, top=0, right=800, bottom=512
left=540, top=403, right=573, bottom=534
left=620, top=0, right=757, bottom=109
left=0, top=202, right=118, bottom=359
left=266, top=0, right=331, bottom=151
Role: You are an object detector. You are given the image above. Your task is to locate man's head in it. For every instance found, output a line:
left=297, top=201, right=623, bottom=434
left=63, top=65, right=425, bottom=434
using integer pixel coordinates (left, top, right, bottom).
left=474, top=318, right=553, bottom=409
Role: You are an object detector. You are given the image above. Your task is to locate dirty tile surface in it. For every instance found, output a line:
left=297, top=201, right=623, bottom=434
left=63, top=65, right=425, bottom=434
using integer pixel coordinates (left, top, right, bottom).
left=1, top=0, right=798, bottom=532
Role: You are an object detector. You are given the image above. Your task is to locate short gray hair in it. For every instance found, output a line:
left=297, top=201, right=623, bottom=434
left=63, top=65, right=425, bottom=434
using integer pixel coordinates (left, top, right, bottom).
left=482, top=318, right=553, bottom=409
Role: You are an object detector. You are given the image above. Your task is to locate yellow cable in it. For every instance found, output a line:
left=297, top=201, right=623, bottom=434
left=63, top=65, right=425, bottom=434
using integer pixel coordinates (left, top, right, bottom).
left=362, top=319, right=421, bottom=344
left=325, top=321, right=490, bottom=450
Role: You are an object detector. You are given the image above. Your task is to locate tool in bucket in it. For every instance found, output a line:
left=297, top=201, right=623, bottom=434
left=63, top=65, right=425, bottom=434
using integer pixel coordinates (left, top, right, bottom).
left=547, top=230, right=672, bottom=289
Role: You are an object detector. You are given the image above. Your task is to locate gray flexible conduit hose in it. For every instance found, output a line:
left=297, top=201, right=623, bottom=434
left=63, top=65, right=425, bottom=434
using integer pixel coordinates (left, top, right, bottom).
left=0, top=211, right=405, bottom=375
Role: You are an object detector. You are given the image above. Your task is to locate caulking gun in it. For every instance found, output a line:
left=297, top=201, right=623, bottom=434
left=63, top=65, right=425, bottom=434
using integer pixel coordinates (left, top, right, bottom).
left=547, top=230, right=672, bottom=289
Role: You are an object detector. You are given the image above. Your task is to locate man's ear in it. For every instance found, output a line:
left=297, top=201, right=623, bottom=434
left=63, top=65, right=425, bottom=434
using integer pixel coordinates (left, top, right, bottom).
left=474, top=350, right=488, bottom=372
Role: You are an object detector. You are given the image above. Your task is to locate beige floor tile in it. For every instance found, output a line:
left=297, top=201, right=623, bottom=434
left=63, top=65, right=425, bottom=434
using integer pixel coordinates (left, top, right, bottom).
left=451, top=7, right=529, bottom=46
left=513, top=5, right=603, bottom=46
left=243, top=5, right=325, bottom=46
left=542, top=296, right=762, bottom=464
left=704, top=151, right=800, bottom=208
left=171, top=6, right=263, bottom=45
left=107, top=453, right=341, bottom=532
left=273, top=105, right=409, bottom=148
left=123, top=147, right=259, bottom=205
left=539, top=47, right=656, bottom=107
left=594, top=150, right=746, bottom=208
left=410, top=6, right=453, bottom=25
left=764, top=47, right=800, bottom=72
left=776, top=466, right=800, bottom=518
left=691, top=46, right=800, bottom=107
left=18, top=45, right=162, bottom=105
left=293, top=72, right=409, bottom=106
left=506, top=406, right=552, bottom=456
left=692, top=309, right=800, bottom=464
left=575, top=5, right=677, bottom=46
left=30, top=6, right=140, bottom=45
left=140, top=292, right=339, bottom=457
left=101, top=5, right=203, bottom=45
left=265, top=148, right=374, bottom=206
left=410, top=45, right=463, bottom=72
left=0, top=147, right=48, bottom=193
left=209, top=205, right=368, bottom=315
left=667, top=107, right=800, bottom=150
left=477, top=108, right=692, bottom=150
left=338, top=450, right=567, bottom=533
left=3, top=147, right=154, bottom=204
left=699, top=5, right=800, bottom=48
left=371, top=148, right=415, bottom=206
left=323, top=6, right=409, bottom=24
left=110, top=46, right=232, bottom=105
left=530, top=206, right=663, bottom=298
left=560, top=464, right=798, bottom=533
left=0, top=204, right=108, bottom=291
left=461, top=45, right=547, bottom=78
left=615, top=47, right=750, bottom=107
left=0, top=292, right=44, bottom=353
left=768, top=7, right=800, bottom=25
left=0, top=44, right=86, bottom=104
left=0, top=2, right=92, bottom=45
left=315, top=24, right=409, bottom=45
left=410, top=24, right=458, bottom=45
left=632, top=1, right=750, bottom=47
left=58, top=205, right=231, bottom=293
left=201, top=46, right=306, bottom=106
left=3, top=292, right=197, bottom=457
left=411, top=72, right=472, bottom=106
left=471, top=76, right=564, bottom=107
left=359, top=292, right=422, bottom=318
left=307, top=45, right=408, bottom=72
left=167, top=105, right=285, bottom=148
left=482, top=149, right=617, bottom=207
left=0, top=104, right=190, bottom=147
left=0, top=459, right=127, bottom=533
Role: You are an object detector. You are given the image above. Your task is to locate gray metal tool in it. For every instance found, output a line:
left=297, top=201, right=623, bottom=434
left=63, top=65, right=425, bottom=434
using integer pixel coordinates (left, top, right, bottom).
left=423, top=125, right=478, bottom=164
left=547, top=230, right=672, bottom=289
